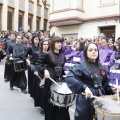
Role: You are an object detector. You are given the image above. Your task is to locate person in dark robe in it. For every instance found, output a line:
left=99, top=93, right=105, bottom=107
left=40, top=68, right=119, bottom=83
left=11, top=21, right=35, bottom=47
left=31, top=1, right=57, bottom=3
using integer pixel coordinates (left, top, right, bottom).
left=6, top=34, right=27, bottom=94
left=24, top=34, right=40, bottom=97
left=99, top=38, right=115, bottom=76
left=65, top=43, right=120, bottom=120
left=3, top=34, right=16, bottom=82
left=35, top=36, right=70, bottom=120
left=30, top=39, right=50, bottom=115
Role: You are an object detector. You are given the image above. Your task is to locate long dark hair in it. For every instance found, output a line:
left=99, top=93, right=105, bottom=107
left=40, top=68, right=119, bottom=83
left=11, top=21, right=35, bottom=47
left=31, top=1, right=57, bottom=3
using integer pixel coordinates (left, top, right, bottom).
left=31, top=34, right=40, bottom=45
left=115, top=42, right=120, bottom=51
left=84, top=43, right=101, bottom=75
left=76, top=41, right=85, bottom=51
left=40, top=39, right=50, bottom=52
left=50, top=36, right=65, bottom=64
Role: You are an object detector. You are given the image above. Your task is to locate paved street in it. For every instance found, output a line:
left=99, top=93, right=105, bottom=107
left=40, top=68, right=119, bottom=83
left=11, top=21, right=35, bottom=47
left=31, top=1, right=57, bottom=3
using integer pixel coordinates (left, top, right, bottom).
left=0, top=59, right=75, bottom=120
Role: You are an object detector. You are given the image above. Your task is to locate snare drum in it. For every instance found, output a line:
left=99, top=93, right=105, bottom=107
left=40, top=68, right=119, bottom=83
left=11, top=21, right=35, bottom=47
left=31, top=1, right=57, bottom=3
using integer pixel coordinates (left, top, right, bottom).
left=94, top=95, right=120, bottom=120
left=14, top=60, right=26, bottom=72
left=50, top=82, right=77, bottom=107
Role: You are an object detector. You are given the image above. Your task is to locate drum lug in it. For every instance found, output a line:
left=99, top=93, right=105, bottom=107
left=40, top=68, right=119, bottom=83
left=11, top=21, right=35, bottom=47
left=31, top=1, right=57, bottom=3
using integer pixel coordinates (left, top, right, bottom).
left=102, top=110, right=104, bottom=120
left=112, top=114, right=115, bottom=120
left=94, top=106, right=97, bottom=120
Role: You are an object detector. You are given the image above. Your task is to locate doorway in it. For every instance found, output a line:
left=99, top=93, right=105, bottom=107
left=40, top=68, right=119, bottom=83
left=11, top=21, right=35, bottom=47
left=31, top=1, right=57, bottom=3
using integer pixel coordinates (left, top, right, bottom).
left=100, top=26, right=115, bottom=41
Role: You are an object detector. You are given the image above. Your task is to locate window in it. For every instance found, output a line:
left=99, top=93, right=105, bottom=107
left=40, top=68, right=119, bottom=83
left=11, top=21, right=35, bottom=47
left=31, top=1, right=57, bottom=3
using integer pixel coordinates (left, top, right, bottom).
left=100, top=0, right=115, bottom=6
left=62, top=33, right=78, bottom=40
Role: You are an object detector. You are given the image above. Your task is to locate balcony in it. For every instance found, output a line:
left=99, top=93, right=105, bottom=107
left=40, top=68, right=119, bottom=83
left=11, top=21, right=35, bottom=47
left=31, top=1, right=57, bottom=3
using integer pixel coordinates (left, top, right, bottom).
left=49, top=0, right=84, bottom=26
left=8, top=0, right=15, bottom=7
left=19, top=0, right=25, bottom=11
left=49, top=9, right=84, bottom=26
left=28, top=2, right=33, bottom=14
left=37, top=6, right=41, bottom=17
left=0, top=0, right=3, bottom=4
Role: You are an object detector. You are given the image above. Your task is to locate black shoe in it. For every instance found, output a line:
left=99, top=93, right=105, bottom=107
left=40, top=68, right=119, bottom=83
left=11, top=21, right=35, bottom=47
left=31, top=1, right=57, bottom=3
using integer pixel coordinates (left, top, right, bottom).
left=21, top=89, right=27, bottom=94
left=10, top=86, right=14, bottom=90
left=40, top=109, right=44, bottom=115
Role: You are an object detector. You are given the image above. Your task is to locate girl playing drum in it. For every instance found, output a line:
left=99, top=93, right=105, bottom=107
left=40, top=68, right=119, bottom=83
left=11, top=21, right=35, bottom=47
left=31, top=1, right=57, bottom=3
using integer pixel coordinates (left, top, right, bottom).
left=65, top=43, right=120, bottom=120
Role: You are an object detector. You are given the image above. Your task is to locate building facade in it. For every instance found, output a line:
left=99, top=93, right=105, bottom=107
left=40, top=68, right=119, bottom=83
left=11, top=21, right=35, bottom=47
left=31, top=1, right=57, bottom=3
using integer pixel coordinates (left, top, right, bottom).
left=49, top=0, right=120, bottom=40
left=0, top=0, right=50, bottom=31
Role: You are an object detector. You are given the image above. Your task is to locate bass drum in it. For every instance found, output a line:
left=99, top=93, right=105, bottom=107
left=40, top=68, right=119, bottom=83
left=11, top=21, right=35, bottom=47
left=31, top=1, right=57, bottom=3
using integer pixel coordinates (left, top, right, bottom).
left=94, top=95, right=120, bottom=120
left=50, top=82, right=77, bottom=108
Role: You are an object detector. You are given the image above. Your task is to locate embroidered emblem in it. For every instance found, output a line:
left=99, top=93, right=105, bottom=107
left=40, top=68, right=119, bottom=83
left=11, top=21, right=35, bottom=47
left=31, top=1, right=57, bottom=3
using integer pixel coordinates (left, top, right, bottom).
left=101, top=70, right=105, bottom=76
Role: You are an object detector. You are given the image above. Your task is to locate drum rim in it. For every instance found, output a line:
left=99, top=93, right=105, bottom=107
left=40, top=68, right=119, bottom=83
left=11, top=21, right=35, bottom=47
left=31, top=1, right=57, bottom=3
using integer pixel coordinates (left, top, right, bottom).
left=94, top=95, right=120, bottom=115
left=50, top=97, right=76, bottom=107
left=51, top=89, right=73, bottom=95
left=51, top=82, right=73, bottom=95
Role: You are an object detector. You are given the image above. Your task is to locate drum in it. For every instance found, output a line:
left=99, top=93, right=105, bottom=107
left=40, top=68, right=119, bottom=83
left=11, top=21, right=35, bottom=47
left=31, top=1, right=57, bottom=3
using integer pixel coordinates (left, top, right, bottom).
left=14, top=60, right=26, bottom=72
left=94, top=95, right=120, bottom=120
left=6, top=59, right=13, bottom=64
left=50, top=82, right=77, bottom=107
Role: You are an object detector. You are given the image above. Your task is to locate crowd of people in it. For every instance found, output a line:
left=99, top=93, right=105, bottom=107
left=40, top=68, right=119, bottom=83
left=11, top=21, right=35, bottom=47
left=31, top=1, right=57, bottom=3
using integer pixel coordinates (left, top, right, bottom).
left=0, top=30, right=120, bottom=120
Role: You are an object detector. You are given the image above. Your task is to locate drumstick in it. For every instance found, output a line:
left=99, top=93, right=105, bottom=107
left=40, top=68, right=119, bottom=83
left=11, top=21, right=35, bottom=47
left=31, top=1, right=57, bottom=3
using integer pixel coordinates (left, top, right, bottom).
left=81, top=92, right=104, bottom=100
left=116, top=79, right=120, bottom=104
left=37, top=75, right=42, bottom=81
left=49, top=77, right=61, bottom=87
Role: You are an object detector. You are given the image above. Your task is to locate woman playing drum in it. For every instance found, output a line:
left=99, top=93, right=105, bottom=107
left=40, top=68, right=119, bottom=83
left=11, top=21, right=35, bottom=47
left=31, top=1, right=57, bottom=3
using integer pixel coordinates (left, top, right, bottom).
left=65, top=43, right=120, bottom=120
left=30, top=39, right=50, bottom=114
left=36, top=36, right=70, bottom=120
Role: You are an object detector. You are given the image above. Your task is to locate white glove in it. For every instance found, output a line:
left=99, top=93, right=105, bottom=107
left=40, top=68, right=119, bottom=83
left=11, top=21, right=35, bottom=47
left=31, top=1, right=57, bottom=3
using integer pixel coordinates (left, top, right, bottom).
left=34, top=71, right=38, bottom=76
left=44, top=69, right=50, bottom=78
left=85, top=87, right=93, bottom=99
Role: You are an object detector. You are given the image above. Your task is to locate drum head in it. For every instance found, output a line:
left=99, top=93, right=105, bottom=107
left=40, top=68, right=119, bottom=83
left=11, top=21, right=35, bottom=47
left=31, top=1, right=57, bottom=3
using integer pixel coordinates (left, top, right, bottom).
left=94, top=95, right=120, bottom=114
left=51, top=82, right=72, bottom=95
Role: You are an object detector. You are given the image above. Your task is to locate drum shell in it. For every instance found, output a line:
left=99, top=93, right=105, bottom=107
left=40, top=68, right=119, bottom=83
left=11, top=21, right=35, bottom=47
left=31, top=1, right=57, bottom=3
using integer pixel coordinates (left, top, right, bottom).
left=50, top=82, right=76, bottom=107
left=94, top=95, right=120, bottom=120
left=14, top=60, right=26, bottom=72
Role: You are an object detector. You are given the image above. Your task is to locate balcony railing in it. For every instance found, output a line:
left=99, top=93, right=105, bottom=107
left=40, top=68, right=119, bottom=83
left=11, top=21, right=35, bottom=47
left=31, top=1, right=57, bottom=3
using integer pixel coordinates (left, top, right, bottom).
left=19, top=0, right=25, bottom=11
left=8, top=0, right=15, bottom=7
left=28, top=2, right=33, bottom=14
left=37, top=6, right=41, bottom=17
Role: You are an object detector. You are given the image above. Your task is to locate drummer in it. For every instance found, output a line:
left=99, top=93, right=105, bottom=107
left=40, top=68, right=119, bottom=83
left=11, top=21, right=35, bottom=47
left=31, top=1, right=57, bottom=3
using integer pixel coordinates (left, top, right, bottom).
left=3, top=33, right=15, bottom=82
left=24, top=34, right=40, bottom=98
left=30, top=39, right=50, bottom=115
left=65, top=43, right=120, bottom=120
left=36, top=36, right=70, bottom=120
left=6, top=34, right=27, bottom=94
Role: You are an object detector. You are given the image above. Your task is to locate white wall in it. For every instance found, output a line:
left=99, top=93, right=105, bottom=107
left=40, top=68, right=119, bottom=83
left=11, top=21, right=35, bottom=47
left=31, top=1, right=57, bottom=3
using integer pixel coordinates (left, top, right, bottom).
left=50, top=25, right=79, bottom=37
left=51, top=19, right=119, bottom=40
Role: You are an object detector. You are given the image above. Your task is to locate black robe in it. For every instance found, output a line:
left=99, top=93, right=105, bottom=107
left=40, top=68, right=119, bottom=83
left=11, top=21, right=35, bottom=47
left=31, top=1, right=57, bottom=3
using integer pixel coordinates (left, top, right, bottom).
left=6, top=43, right=27, bottom=90
left=3, top=39, right=15, bottom=81
left=65, top=60, right=114, bottom=120
left=30, top=51, right=46, bottom=109
left=36, top=51, right=70, bottom=120
left=24, top=44, right=40, bottom=97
